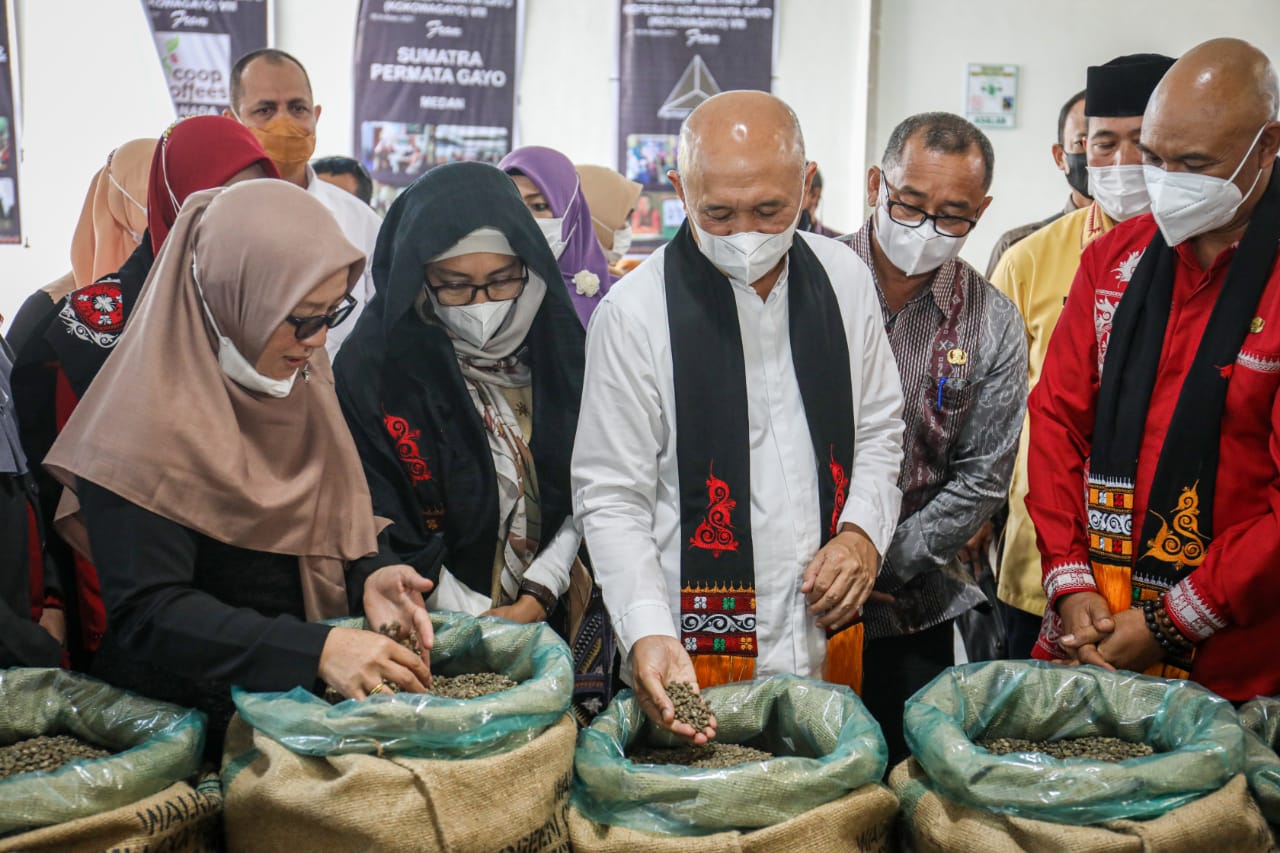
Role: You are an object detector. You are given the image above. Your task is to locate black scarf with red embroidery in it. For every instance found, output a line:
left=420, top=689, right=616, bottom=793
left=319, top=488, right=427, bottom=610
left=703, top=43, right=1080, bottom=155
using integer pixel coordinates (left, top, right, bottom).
left=665, top=222, right=854, bottom=658
left=1089, top=167, right=1280, bottom=663
left=334, top=163, right=584, bottom=598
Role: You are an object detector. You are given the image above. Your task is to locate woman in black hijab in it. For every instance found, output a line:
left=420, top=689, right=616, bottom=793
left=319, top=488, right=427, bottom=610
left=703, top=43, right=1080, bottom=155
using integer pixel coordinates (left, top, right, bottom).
left=335, top=162, right=614, bottom=720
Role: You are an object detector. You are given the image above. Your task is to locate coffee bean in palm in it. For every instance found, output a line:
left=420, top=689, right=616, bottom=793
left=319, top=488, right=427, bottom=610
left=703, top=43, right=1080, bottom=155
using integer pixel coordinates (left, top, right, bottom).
left=0, top=734, right=113, bottom=780
left=377, top=621, right=422, bottom=656
left=978, top=735, right=1154, bottom=762
left=665, top=681, right=711, bottom=731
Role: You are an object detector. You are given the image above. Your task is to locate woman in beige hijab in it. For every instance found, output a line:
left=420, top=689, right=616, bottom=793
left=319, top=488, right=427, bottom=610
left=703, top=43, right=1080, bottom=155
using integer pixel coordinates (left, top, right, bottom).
left=576, top=164, right=642, bottom=277
left=44, top=180, right=433, bottom=756
left=5, top=139, right=154, bottom=354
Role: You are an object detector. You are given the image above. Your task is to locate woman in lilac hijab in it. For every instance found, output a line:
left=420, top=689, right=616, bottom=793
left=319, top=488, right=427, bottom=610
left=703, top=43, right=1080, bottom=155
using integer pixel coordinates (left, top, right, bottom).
left=499, top=145, right=613, bottom=328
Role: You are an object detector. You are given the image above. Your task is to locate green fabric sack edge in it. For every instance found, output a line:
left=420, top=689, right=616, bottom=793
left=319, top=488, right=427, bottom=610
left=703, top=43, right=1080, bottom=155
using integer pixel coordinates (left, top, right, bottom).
left=0, top=667, right=205, bottom=834
left=571, top=673, right=888, bottom=836
left=231, top=611, right=572, bottom=760
left=903, top=660, right=1247, bottom=824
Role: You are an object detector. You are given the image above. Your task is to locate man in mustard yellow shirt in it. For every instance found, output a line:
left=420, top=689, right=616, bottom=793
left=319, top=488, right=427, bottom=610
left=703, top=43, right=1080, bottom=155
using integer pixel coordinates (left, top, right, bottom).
left=991, top=53, right=1174, bottom=656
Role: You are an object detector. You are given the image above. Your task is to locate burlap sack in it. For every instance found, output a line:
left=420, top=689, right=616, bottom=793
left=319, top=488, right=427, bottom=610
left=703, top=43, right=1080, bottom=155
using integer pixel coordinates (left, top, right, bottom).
left=568, top=783, right=899, bottom=853
left=891, top=758, right=1274, bottom=853
left=223, top=713, right=576, bottom=853
left=0, top=771, right=223, bottom=853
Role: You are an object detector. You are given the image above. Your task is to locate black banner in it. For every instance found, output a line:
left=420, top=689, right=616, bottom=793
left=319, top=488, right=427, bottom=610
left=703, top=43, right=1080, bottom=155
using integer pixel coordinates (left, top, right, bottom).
left=0, top=0, right=20, bottom=244
left=142, top=0, right=270, bottom=118
left=618, top=1, right=776, bottom=245
left=353, top=0, right=519, bottom=214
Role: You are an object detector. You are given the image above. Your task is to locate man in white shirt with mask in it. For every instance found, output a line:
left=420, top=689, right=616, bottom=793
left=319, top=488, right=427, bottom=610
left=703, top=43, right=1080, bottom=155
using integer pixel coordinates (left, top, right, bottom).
left=227, top=49, right=382, bottom=356
left=989, top=54, right=1174, bottom=660
left=572, top=91, right=905, bottom=743
left=839, top=111, right=1027, bottom=764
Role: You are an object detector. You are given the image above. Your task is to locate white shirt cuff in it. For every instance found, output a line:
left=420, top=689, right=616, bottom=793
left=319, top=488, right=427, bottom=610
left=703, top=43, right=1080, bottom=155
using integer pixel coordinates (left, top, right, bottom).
left=612, top=599, right=679, bottom=658
left=838, top=493, right=895, bottom=558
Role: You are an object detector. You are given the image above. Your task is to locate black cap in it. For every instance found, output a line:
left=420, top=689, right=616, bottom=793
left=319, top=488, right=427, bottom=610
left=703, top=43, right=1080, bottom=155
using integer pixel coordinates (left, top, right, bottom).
left=1085, top=53, right=1176, bottom=117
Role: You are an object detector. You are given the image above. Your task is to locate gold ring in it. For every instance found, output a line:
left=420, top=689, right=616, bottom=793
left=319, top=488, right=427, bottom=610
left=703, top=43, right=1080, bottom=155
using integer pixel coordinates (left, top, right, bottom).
left=368, top=682, right=388, bottom=696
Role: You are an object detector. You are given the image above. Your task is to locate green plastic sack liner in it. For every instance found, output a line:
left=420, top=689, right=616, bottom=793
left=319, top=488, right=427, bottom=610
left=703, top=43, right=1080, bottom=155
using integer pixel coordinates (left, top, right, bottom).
left=232, top=611, right=572, bottom=760
left=572, top=674, right=887, bottom=836
left=1239, top=696, right=1280, bottom=823
left=0, top=667, right=205, bottom=834
left=903, top=660, right=1247, bottom=825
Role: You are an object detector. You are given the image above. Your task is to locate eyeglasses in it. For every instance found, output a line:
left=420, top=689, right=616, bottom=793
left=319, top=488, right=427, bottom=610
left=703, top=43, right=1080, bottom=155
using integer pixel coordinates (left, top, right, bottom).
left=881, top=175, right=979, bottom=237
left=285, top=293, right=357, bottom=340
left=425, top=268, right=529, bottom=306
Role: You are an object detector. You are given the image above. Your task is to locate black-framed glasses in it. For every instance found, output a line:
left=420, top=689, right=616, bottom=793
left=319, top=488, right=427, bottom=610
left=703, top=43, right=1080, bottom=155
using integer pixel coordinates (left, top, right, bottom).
left=425, top=268, right=529, bottom=306
left=285, top=293, right=357, bottom=340
left=881, top=175, right=979, bottom=237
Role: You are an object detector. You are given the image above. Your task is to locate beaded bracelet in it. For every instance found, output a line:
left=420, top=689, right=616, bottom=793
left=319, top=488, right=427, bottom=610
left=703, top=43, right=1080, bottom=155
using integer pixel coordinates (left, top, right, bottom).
left=1142, top=599, right=1194, bottom=657
left=1155, top=604, right=1195, bottom=652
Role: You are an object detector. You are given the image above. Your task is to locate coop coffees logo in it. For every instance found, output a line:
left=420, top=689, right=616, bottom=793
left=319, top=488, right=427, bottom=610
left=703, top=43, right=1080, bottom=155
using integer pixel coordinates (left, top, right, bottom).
left=154, top=31, right=231, bottom=115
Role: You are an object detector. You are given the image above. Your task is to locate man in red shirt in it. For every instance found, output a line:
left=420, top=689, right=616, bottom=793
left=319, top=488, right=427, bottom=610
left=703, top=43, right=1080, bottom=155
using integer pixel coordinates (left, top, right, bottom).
left=1027, top=37, right=1280, bottom=701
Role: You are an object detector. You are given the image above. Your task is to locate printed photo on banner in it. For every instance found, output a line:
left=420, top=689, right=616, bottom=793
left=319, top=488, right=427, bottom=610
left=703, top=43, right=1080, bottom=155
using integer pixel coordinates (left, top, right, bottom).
left=625, top=134, right=677, bottom=188
left=361, top=121, right=509, bottom=215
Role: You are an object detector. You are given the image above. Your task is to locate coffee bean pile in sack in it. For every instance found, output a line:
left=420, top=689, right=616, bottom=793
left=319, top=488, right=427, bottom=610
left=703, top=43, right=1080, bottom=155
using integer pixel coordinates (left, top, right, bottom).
left=667, top=681, right=711, bottom=730
left=427, top=673, right=518, bottom=699
left=979, top=736, right=1155, bottom=762
left=0, top=735, right=112, bottom=780
left=629, top=743, right=773, bottom=768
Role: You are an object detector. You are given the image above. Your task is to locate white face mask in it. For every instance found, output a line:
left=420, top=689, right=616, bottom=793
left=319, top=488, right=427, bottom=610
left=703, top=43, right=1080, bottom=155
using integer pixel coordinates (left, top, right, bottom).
left=1144, top=123, right=1270, bottom=246
left=688, top=200, right=801, bottom=287
left=1087, top=164, right=1151, bottom=222
left=192, top=259, right=297, bottom=398
left=536, top=216, right=567, bottom=260
left=435, top=298, right=515, bottom=349
left=873, top=190, right=969, bottom=277
left=607, top=224, right=633, bottom=264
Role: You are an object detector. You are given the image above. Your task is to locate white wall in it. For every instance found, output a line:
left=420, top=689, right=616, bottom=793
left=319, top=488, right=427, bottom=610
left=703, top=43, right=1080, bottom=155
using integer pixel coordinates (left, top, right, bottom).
left=868, top=0, right=1280, bottom=273
left=4, top=0, right=1279, bottom=326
